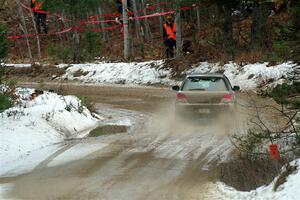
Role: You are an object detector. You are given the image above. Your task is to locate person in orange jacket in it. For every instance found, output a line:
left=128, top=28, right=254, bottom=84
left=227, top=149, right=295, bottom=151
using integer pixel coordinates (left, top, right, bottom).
left=31, top=0, right=48, bottom=34
left=163, top=16, right=176, bottom=58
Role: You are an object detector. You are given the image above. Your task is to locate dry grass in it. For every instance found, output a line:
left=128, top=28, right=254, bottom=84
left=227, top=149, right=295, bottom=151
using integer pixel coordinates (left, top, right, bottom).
left=219, top=155, right=288, bottom=191
left=235, top=51, right=263, bottom=65
left=273, top=163, right=298, bottom=191
left=4, top=64, right=66, bottom=80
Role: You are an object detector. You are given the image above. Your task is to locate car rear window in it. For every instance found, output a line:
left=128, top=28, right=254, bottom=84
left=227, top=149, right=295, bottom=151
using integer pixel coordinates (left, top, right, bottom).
left=182, top=77, right=228, bottom=91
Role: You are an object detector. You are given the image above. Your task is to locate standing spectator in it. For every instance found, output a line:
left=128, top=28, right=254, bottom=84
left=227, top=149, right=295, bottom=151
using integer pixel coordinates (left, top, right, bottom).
left=31, top=0, right=47, bottom=34
left=163, top=16, right=176, bottom=58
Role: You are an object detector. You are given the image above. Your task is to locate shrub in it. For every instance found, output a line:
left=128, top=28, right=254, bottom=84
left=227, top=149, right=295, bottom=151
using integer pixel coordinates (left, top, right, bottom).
left=272, top=41, right=290, bottom=61
left=79, top=31, right=101, bottom=62
left=0, top=25, right=13, bottom=112
left=83, top=31, right=101, bottom=55
left=0, top=25, right=10, bottom=64
left=48, top=44, right=72, bottom=63
left=268, top=83, right=300, bottom=110
left=220, top=156, right=284, bottom=191
left=0, top=93, right=13, bottom=113
left=0, top=67, right=4, bottom=84
left=271, top=83, right=297, bottom=106
left=209, top=32, right=224, bottom=46
left=0, top=25, right=10, bottom=84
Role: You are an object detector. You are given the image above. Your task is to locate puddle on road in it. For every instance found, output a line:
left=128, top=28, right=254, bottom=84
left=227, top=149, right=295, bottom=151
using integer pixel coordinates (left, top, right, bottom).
left=88, top=125, right=129, bottom=137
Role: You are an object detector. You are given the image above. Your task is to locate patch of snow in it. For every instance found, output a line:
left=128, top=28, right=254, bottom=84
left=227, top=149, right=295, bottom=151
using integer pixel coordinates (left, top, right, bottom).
left=4, top=64, right=31, bottom=68
left=215, top=158, right=300, bottom=200
left=0, top=88, right=99, bottom=176
left=47, top=143, right=108, bottom=167
left=60, top=61, right=174, bottom=85
left=5, top=61, right=296, bottom=91
left=189, top=62, right=296, bottom=91
left=0, top=183, right=14, bottom=200
left=108, top=118, right=132, bottom=126
left=0, top=144, right=61, bottom=176
left=56, top=64, right=70, bottom=69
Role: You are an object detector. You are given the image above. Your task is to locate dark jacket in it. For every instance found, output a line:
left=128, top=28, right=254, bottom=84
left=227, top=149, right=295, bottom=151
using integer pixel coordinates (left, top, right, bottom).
left=116, top=0, right=132, bottom=9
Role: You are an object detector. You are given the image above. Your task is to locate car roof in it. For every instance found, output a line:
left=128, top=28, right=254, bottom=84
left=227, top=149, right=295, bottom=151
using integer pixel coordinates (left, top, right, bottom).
left=186, top=73, right=225, bottom=78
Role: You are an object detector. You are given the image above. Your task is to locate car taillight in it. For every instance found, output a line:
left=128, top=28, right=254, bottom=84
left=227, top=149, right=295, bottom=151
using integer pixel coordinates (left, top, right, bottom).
left=176, top=93, right=187, bottom=103
left=222, top=93, right=233, bottom=103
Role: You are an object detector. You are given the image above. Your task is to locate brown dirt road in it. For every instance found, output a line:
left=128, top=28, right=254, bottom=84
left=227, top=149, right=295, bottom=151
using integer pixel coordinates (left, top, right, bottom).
left=0, top=82, right=286, bottom=200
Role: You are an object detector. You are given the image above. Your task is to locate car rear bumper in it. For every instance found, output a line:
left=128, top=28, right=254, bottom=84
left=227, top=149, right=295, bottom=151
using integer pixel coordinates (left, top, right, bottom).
left=175, top=103, right=235, bottom=118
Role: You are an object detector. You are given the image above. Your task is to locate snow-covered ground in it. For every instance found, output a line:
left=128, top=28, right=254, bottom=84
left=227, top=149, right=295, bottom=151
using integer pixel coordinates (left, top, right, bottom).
left=58, top=61, right=297, bottom=91
left=1, top=61, right=299, bottom=199
left=0, top=88, right=99, bottom=176
left=214, top=159, right=300, bottom=200
left=3, top=60, right=297, bottom=91
left=60, top=60, right=174, bottom=85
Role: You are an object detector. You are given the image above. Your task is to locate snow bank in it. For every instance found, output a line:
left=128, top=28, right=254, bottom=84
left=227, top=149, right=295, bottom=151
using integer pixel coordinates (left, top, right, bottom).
left=60, top=61, right=174, bottom=85
left=215, top=159, right=300, bottom=200
left=60, top=61, right=296, bottom=91
left=0, top=88, right=98, bottom=173
left=189, top=62, right=296, bottom=91
left=4, top=60, right=297, bottom=91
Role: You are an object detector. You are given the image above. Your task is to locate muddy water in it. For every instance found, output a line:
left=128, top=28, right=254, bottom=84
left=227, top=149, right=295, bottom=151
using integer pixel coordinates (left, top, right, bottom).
left=0, top=83, right=284, bottom=200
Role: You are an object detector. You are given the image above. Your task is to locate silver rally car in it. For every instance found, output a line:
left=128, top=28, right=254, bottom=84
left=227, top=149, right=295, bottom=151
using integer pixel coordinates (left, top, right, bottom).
left=172, top=74, right=240, bottom=118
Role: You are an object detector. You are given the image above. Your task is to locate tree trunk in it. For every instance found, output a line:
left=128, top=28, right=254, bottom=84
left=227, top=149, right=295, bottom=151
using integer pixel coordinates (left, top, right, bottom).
left=123, top=0, right=131, bottom=60
left=176, top=0, right=182, bottom=57
left=29, top=9, right=42, bottom=60
left=157, top=0, right=164, bottom=37
left=71, top=14, right=80, bottom=63
left=141, top=0, right=153, bottom=42
left=54, top=15, right=63, bottom=41
left=251, top=1, right=260, bottom=48
left=223, top=4, right=235, bottom=59
left=98, top=7, right=108, bottom=42
left=196, top=6, right=201, bottom=32
left=16, top=0, right=32, bottom=61
left=251, top=1, right=270, bottom=50
left=132, top=0, right=141, bottom=38
left=61, top=11, right=70, bottom=42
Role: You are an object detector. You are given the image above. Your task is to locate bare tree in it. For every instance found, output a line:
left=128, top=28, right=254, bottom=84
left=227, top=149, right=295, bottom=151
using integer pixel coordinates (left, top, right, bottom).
left=123, top=0, right=131, bottom=60
left=29, top=9, right=42, bottom=60
left=157, top=0, right=164, bottom=37
left=196, top=5, right=201, bottom=32
left=141, top=0, right=153, bottom=42
left=98, top=7, right=108, bottom=42
left=175, top=0, right=182, bottom=57
left=132, top=0, right=141, bottom=38
left=15, top=0, right=32, bottom=61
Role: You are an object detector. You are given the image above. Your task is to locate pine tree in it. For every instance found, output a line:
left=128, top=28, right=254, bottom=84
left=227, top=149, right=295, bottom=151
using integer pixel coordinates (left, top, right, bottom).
left=290, top=0, right=300, bottom=63
left=0, top=25, right=9, bottom=73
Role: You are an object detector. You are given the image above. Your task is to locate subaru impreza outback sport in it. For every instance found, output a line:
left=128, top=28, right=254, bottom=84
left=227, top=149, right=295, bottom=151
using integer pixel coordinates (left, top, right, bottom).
left=172, top=74, right=240, bottom=119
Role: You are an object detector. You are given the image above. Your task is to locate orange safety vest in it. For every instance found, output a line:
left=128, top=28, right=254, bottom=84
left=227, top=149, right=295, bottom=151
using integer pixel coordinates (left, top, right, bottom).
left=32, top=0, right=43, bottom=12
left=164, top=23, right=176, bottom=40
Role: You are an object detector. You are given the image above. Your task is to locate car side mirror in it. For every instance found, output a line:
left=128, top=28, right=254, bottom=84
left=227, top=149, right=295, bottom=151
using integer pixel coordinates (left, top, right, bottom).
left=233, top=86, right=240, bottom=91
left=172, top=85, right=180, bottom=91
